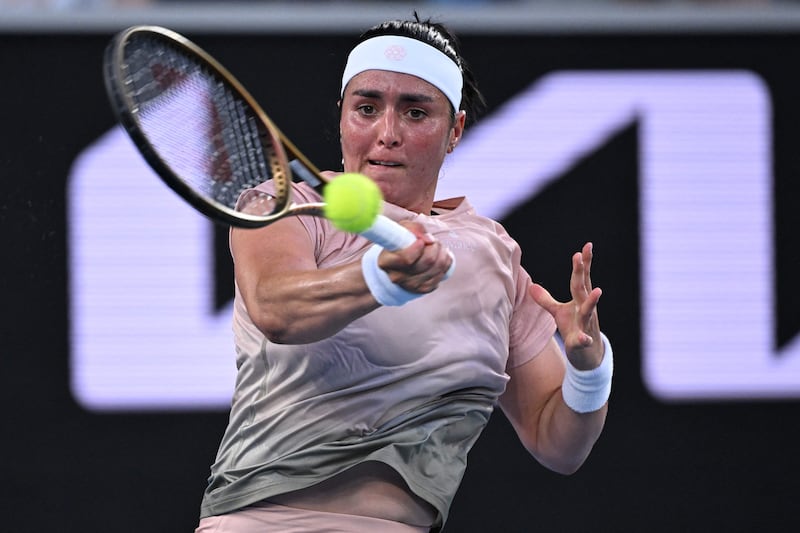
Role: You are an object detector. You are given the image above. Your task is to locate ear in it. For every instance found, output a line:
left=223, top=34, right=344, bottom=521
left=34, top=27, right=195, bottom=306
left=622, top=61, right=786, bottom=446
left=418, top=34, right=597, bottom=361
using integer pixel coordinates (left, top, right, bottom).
left=336, top=100, right=343, bottom=138
left=448, top=110, right=467, bottom=153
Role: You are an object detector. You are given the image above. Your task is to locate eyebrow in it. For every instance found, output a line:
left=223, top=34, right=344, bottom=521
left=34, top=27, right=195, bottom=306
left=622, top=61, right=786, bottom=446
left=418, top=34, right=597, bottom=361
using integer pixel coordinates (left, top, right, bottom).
left=351, top=88, right=436, bottom=103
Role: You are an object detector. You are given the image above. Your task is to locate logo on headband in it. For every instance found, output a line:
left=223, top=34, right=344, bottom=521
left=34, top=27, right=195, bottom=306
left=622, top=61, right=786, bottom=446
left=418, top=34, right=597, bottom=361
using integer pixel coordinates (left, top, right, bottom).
left=384, top=45, right=407, bottom=61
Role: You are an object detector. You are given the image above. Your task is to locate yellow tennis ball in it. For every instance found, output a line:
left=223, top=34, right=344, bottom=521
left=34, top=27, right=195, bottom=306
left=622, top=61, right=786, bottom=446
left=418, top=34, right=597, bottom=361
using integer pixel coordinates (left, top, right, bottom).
left=323, top=173, right=383, bottom=233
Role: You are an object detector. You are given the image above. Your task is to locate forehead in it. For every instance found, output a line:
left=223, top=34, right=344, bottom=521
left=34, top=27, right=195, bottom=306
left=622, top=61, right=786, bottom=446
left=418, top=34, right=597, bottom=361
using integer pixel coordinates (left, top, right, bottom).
left=344, top=70, right=448, bottom=102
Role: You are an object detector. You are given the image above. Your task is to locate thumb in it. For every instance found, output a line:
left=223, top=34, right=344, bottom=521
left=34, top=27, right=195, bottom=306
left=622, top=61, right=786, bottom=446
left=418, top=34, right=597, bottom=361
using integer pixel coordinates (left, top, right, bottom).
left=530, top=283, right=559, bottom=316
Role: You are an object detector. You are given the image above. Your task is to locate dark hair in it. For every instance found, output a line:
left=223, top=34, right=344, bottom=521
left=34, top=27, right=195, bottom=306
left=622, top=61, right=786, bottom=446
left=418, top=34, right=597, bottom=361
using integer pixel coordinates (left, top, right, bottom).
left=354, top=14, right=486, bottom=127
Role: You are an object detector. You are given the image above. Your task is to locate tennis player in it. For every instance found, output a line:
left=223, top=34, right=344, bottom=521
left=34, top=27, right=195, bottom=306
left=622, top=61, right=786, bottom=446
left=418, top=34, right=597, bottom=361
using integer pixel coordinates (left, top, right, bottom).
left=195, top=15, right=612, bottom=533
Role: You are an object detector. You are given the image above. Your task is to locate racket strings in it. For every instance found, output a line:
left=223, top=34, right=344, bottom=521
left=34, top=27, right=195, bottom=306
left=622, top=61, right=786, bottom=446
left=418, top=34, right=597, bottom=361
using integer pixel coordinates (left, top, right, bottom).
left=122, top=37, right=278, bottom=212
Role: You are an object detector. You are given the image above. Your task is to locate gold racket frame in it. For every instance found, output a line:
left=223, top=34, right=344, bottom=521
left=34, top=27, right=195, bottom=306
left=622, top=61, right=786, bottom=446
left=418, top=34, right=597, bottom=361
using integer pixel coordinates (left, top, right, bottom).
left=105, top=25, right=330, bottom=227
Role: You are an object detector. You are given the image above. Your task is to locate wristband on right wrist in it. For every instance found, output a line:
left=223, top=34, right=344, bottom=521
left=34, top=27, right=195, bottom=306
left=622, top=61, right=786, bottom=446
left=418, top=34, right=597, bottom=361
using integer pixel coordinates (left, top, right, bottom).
left=361, top=244, right=421, bottom=307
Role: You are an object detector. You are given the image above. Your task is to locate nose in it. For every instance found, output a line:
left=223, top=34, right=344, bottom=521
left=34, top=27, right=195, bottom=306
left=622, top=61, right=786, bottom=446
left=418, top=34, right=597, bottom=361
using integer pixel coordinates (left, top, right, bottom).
left=377, top=112, right=401, bottom=148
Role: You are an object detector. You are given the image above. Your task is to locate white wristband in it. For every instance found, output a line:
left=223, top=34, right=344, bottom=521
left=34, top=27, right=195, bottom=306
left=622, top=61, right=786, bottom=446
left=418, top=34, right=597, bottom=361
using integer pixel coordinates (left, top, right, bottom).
left=361, top=244, right=422, bottom=307
left=561, top=333, right=614, bottom=413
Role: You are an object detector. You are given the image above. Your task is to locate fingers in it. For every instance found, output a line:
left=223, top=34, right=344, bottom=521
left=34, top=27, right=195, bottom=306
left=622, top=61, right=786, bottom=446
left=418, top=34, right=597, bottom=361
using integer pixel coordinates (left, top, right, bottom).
left=535, top=243, right=602, bottom=329
left=398, top=220, right=431, bottom=241
left=573, top=243, right=601, bottom=322
left=531, top=243, right=604, bottom=363
left=570, top=242, right=596, bottom=301
left=570, top=252, right=586, bottom=298
left=378, top=232, right=452, bottom=293
left=582, top=241, right=594, bottom=289
left=580, top=287, right=602, bottom=316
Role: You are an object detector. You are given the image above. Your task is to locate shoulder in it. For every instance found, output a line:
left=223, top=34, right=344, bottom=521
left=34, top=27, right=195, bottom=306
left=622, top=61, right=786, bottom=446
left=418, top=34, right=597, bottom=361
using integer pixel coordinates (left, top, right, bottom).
left=291, top=181, right=323, bottom=202
left=436, top=196, right=520, bottom=250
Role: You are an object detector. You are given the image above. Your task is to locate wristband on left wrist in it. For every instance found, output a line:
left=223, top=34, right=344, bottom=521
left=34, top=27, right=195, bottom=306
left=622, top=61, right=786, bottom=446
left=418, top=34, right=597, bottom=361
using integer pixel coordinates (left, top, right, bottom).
left=561, top=333, right=614, bottom=413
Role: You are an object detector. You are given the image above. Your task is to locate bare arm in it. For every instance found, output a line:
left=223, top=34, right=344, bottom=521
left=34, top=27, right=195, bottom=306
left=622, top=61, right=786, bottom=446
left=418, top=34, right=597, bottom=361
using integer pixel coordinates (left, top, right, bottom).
left=499, top=242, right=609, bottom=474
left=230, top=216, right=452, bottom=344
left=499, top=338, right=607, bottom=474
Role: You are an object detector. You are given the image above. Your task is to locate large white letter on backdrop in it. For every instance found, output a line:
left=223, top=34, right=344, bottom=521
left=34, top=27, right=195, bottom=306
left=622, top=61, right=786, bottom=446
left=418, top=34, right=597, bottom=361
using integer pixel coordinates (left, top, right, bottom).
left=69, top=70, right=793, bottom=410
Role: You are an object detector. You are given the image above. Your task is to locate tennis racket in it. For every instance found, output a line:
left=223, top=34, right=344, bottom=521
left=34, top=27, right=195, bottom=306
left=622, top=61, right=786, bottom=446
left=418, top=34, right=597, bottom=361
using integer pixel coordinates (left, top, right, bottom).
left=102, top=24, right=417, bottom=252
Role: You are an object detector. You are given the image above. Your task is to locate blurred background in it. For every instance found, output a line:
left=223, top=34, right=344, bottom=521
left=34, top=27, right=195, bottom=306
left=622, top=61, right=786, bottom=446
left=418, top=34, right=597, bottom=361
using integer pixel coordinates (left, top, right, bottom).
left=2, top=1, right=799, bottom=532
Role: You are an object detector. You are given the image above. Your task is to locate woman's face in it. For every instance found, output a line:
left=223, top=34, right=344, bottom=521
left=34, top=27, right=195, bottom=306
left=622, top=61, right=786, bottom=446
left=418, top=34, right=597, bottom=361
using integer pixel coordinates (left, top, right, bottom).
left=339, top=69, right=465, bottom=213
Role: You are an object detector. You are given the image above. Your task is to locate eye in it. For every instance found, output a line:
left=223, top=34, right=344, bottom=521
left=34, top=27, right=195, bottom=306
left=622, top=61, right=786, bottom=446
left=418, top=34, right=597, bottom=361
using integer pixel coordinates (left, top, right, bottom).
left=357, top=104, right=377, bottom=116
left=407, top=108, right=428, bottom=119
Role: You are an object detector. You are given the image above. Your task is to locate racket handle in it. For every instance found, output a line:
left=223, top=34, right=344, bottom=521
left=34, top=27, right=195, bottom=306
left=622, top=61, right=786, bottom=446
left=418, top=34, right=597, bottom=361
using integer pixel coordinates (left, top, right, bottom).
left=289, top=159, right=322, bottom=188
left=360, top=215, right=416, bottom=251
left=360, top=215, right=456, bottom=278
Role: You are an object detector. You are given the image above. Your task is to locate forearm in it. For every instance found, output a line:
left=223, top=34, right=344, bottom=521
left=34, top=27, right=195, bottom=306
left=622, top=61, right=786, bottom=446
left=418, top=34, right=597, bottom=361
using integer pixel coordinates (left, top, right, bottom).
left=501, top=335, right=612, bottom=475
left=232, top=217, right=448, bottom=344
left=534, top=336, right=612, bottom=473
left=241, top=260, right=380, bottom=344
left=532, top=393, right=608, bottom=475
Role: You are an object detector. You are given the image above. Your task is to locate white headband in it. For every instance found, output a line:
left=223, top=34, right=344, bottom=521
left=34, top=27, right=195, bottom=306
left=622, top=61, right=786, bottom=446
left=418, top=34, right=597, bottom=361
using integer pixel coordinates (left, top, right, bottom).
left=341, top=35, right=463, bottom=111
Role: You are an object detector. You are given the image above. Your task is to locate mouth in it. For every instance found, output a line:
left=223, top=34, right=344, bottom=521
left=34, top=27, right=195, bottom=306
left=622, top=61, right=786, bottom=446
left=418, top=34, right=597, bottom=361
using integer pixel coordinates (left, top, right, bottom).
left=368, top=159, right=402, bottom=168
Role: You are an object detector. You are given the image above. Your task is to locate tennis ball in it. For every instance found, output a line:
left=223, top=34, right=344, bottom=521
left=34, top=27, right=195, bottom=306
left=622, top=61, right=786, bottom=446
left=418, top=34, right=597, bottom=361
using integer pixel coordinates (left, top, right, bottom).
left=323, top=173, right=383, bottom=233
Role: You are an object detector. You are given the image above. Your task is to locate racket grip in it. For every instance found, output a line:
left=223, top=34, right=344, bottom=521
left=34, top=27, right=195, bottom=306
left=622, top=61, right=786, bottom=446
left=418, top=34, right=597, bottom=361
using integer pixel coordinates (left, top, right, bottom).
left=360, top=215, right=416, bottom=251
left=289, top=159, right=322, bottom=188
left=360, top=215, right=456, bottom=278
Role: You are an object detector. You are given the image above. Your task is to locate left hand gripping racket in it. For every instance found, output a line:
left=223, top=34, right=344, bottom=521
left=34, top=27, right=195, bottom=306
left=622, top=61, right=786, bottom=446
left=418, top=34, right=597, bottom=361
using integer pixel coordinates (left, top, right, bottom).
left=102, top=25, right=420, bottom=252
